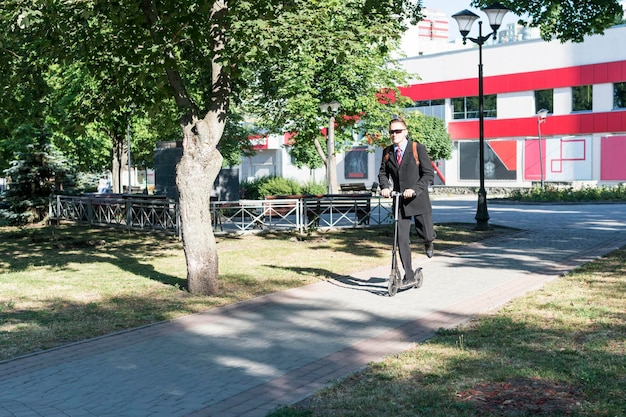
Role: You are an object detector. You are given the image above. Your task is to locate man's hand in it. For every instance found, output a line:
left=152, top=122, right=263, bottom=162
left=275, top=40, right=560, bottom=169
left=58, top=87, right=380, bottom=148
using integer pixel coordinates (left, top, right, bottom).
left=381, top=188, right=391, bottom=198
left=402, top=189, right=416, bottom=199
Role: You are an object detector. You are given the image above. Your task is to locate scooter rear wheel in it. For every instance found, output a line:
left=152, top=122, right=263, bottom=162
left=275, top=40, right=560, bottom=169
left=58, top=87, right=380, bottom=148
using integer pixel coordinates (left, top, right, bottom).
left=414, top=267, right=424, bottom=289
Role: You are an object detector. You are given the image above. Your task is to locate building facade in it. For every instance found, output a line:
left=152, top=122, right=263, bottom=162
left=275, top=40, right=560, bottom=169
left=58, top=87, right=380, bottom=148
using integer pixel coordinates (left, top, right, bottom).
left=400, top=24, right=626, bottom=188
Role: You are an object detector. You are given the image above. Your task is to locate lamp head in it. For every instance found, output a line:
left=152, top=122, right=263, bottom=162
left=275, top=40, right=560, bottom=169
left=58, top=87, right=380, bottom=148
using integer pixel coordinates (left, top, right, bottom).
left=481, top=2, right=510, bottom=38
left=320, top=101, right=341, bottom=114
left=452, top=9, right=479, bottom=44
left=537, top=108, right=549, bottom=122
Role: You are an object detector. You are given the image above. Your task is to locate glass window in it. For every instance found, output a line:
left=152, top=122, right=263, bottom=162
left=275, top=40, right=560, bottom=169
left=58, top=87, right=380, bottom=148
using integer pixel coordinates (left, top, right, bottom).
left=452, top=97, right=466, bottom=119
left=412, top=98, right=445, bottom=107
left=613, top=82, right=626, bottom=109
left=535, top=89, right=553, bottom=113
left=452, top=95, right=496, bottom=119
left=572, top=85, right=592, bottom=111
left=484, top=95, right=497, bottom=118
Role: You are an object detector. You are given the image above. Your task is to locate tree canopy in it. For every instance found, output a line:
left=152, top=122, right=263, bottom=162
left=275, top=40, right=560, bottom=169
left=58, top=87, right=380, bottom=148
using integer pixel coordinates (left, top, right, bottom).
left=473, top=0, right=624, bottom=43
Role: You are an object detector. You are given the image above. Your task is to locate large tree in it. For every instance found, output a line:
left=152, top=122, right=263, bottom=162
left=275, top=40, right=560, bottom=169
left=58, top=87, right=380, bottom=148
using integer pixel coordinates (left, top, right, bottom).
left=5, top=0, right=421, bottom=294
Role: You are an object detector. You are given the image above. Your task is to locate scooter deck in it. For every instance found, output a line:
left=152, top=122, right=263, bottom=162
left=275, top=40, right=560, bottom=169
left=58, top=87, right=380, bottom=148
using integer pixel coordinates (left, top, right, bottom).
left=388, top=267, right=423, bottom=296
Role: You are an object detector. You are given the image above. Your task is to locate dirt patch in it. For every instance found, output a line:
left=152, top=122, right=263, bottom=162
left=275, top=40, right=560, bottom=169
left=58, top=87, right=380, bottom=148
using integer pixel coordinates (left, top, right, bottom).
left=456, top=377, right=584, bottom=415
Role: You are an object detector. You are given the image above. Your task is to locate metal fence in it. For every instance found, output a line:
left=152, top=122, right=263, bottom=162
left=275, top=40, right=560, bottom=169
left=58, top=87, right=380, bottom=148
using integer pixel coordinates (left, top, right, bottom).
left=50, top=194, right=395, bottom=235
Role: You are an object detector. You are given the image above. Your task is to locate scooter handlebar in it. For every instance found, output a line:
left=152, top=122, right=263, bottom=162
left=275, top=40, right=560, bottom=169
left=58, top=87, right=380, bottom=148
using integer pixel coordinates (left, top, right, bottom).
left=391, top=190, right=417, bottom=198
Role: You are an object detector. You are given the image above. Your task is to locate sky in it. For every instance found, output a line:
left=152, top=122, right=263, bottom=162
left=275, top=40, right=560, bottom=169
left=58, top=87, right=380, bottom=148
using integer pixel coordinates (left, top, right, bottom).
left=422, top=0, right=521, bottom=41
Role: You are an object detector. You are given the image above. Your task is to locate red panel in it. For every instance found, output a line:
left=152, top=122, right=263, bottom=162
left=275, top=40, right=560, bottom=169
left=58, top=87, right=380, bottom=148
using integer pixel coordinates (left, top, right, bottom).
left=607, top=61, right=623, bottom=80
left=580, top=65, right=595, bottom=85
left=580, top=113, right=595, bottom=133
left=448, top=111, right=626, bottom=140
left=489, top=140, right=517, bottom=170
left=607, top=111, right=626, bottom=132
left=593, top=113, right=608, bottom=132
left=523, top=139, right=544, bottom=181
left=249, top=134, right=269, bottom=150
left=594, top=62, right=609, bottom=83
left=601, top=136, right=626, bottom=180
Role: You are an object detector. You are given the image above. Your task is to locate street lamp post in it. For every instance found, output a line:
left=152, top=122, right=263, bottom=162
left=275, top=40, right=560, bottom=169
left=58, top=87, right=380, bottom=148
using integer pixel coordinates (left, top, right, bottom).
left=319, top=101, right=341, bottom=194
left=452, top=3, right=509, bottom=231
left=537, top=109, right=549, bottom=190
left=126, top=103, right=136, bottom=195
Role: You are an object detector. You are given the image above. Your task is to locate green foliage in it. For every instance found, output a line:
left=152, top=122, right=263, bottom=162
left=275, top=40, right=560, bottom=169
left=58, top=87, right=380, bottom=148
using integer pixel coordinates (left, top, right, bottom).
left=1, top=133, right=75, bottom=225
left=240, top=176, right=326, bottom=199
left=509, top=184, right=626, bottom=202
left=300, top=180, right=327, bottom=195
left=364, top=110, right=453, bottom=161
left=474, top=0, right=624, bottom=43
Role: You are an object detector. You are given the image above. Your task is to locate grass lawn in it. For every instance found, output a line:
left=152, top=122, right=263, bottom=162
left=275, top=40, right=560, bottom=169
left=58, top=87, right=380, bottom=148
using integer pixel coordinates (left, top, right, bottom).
left=0, top=222, right=505, bottom=361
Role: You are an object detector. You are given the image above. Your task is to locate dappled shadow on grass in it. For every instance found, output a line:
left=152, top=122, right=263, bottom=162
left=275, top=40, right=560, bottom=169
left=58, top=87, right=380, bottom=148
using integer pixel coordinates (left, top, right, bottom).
left=0, top=290, right=217, bottom=361
left=0, top=224, right=186, bottom=288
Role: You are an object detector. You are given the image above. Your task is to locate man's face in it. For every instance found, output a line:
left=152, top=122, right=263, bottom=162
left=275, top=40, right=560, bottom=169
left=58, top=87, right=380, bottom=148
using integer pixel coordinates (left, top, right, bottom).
left=389, top=122, right=408, bottom=145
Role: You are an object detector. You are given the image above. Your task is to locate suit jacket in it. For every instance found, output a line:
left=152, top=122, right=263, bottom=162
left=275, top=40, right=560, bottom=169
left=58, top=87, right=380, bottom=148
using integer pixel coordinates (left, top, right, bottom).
left=378, top=140, right=434, bottom=216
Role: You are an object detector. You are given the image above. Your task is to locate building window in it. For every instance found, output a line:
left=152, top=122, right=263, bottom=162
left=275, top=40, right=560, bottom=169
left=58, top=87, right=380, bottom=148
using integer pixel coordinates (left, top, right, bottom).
left=572, top=85, right=592, bottom=111
left=535, top=89, right=553, bottom=113
left=410, top=98, right=446, bottom=119
left=412, top=98, right=445, bottom=107
left=452, top=95, right=496, bottom=119
left=613, top=82, right=626, bottom=109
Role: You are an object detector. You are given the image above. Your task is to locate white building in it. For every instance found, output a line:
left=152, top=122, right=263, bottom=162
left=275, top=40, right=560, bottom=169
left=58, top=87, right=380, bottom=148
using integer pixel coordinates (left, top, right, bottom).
left=400, top=23, right=626, bottom=187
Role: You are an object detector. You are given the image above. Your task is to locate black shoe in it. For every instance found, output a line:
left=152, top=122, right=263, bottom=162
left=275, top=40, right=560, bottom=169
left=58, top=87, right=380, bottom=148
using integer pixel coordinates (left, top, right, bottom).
left=425, top=242, right=434, bottom=258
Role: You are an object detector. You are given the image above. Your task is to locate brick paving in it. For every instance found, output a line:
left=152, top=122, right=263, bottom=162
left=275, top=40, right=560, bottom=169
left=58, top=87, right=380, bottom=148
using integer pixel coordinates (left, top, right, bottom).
left=1, top=200, right=626, bottom=417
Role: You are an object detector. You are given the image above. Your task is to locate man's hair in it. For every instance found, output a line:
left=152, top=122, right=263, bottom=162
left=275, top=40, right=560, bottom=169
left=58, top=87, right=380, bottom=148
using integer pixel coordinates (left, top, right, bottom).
left=389, top=117, right=407, bottom=128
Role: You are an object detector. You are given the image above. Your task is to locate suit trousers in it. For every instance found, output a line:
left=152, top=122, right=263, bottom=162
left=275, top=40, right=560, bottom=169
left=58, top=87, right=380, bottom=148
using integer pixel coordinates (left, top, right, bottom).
left=397, top=212, right=436, bottom=279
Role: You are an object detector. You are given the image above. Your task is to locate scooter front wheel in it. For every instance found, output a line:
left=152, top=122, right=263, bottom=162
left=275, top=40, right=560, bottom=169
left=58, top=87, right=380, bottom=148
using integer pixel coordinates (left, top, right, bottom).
left=388, top=269, right=401, bottom=296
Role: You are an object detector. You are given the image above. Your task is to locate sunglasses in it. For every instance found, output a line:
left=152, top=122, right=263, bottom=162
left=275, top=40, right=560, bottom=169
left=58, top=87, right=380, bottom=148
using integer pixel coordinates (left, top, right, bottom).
left=389, top=129, right=405, bottom=135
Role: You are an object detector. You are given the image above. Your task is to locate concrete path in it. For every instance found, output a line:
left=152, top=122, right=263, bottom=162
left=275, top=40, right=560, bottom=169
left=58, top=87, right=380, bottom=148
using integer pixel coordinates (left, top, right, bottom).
left=2, top=199, right=626, bottom=417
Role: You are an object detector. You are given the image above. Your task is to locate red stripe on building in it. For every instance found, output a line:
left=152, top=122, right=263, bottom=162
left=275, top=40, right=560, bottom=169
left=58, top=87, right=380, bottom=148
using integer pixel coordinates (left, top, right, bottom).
left=399, top=60, right=626, bottom=100
left=448, top=111, right=626, bottom=140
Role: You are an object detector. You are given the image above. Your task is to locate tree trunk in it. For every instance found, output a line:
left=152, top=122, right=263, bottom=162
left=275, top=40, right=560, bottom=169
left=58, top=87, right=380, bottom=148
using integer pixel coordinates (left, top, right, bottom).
left=140, top=0, right=227, bottom=295
left=176, top=116, right=223, bottom=295
left=111, top=134, right=124, bottom=193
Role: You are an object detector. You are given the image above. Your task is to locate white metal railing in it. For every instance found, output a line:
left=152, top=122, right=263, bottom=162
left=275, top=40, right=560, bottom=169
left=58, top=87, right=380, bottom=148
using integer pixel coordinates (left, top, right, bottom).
left=51, top=195, right=395, bottom=234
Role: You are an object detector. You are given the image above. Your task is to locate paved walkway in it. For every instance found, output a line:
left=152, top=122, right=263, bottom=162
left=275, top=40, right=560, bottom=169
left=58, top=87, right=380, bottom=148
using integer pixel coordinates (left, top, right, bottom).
left=2, top=199, right=626, bottom=417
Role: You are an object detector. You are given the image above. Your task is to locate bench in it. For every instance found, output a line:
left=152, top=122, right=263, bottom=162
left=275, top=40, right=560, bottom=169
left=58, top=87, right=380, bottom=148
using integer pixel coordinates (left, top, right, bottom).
left=303, top=193, right=372, bottom=227
left=339, top=183, right=367, bottom=193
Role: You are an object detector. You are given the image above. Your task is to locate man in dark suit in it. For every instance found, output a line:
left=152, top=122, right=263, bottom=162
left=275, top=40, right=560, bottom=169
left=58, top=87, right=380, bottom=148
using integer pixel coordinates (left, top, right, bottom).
left=378, top=117, right=436, bottom=282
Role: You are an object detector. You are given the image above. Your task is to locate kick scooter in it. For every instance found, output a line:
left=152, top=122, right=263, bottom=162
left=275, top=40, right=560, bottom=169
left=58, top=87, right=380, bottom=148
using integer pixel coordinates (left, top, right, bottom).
left=388, top=191, right=424, bottom=297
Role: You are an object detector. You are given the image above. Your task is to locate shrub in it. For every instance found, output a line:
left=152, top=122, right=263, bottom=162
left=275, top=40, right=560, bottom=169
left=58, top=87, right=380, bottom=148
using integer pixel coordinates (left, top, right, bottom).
left=257, top=177, right=302, bottom=197
left=509, top=184, right=626, bottom=202
left=240, top=176, right=327, bottom=199
left=300, top=180, right=327, bottom=195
